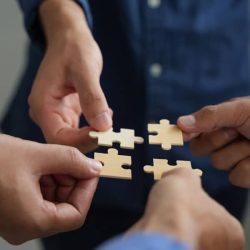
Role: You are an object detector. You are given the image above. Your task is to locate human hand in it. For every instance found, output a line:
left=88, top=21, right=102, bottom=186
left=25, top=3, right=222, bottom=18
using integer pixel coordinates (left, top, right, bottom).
left=28, top=0, right=112, bottom=153
left=129, top=168, right=244, bottom=250
left=0, top=134, right=101, bottom=245
left=177, top=97, right=250, bottom=188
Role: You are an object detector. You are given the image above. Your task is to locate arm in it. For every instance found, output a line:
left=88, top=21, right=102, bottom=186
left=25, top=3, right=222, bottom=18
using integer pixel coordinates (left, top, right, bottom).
left=178, top=96, right=250, bottom=188
left=18, top=0, right=112, bottom=153
left=100, top=169, right=244, bottom=250
left=17, top=0, right=93, bottom=47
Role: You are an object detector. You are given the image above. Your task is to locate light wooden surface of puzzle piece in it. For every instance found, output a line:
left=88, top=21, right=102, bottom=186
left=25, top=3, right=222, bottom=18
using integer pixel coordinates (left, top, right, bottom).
left=144, top=159, right=203, bottom=180
left=89, top=128, right=144, bottom=149
left=94, top=148, right=132, bottom=179
left=148, top=119, right=183, bottom=150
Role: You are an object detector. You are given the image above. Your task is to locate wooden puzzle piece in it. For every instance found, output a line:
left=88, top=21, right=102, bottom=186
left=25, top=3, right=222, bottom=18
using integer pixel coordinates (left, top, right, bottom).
left=148, top=119, right=183, bottom=150
left=144, top=159, right=203, bottom=180
left=89, top=128, right=144, bottom=149
left=94, top=148, right=132, bottom=179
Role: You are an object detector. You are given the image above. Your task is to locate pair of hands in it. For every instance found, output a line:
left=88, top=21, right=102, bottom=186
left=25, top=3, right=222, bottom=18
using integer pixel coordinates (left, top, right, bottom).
left=178, top=97, right=250, bottom=188
left=0, top=135, right=244, bottom=250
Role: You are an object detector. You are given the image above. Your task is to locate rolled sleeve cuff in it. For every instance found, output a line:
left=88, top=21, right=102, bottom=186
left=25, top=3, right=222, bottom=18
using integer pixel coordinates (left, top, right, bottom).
left=97, top=232, right=192, bottom=250
left=18, top=0, right=92, bottom=50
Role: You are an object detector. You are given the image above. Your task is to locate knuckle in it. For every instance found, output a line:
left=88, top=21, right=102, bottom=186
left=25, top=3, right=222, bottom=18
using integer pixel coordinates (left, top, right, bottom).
left=201, top=105, right=217, bottom=116
left=211, top=153, right=223, bottom=169
left=82, top=90, right=104, bottom=107
left=238, top=140, right=250, bottom=154
left=65, top=147, right=82, bottom=165
left=199, top=105, right=218, bottom=129
left=234, top=100, right=250, bottom=125
left=207, top=134, right=221, bottom=149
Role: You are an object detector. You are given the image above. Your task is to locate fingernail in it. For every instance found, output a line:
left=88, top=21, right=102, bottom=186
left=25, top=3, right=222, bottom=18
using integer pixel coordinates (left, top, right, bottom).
left=224, top=128, right=238, bottom=139
left=92, top=112, right=112, bottom=131
left=179, top=115, right=196, bottom=128
left=88, top=158, right=103, bottom=171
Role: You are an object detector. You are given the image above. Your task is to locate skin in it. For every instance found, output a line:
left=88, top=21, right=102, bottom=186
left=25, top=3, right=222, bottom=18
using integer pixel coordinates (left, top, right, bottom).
left=28, top=0, right=112, bottom=153
left=0, top=136, right=244, bottom=249
left=177, top=96, right=250, bottom=188
left=130, top=168, right=245, bottom=250
left=14, top=0, right=246, bottom=247
left=0, top=134, right=101, bottom=245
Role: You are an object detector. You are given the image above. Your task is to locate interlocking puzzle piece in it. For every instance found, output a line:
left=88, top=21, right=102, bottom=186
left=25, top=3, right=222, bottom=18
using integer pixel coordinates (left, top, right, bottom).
left=144, top=159, right=203, bottom=180
left=89, top=128, right=144, bottom=149
left=94, top=148, right=132, bottom=179
left=148, top=119, right=183, bottom=150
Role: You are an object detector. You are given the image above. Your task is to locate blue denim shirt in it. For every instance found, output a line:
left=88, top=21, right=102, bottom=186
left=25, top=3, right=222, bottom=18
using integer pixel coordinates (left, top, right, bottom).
left=4, top=0, right=249, bottom=212
left=98, top=233, right=190, bottom=250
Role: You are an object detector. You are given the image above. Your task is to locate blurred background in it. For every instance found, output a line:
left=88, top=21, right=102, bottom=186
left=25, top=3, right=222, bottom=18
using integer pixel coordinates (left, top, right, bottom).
left=0, top=1, right=249, bottom=250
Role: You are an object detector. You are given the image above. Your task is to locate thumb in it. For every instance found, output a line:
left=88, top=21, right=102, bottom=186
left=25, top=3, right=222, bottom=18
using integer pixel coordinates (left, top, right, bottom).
left=37, top=144, right=102, bottom=179
left=177, top=100, right=250, bottom=134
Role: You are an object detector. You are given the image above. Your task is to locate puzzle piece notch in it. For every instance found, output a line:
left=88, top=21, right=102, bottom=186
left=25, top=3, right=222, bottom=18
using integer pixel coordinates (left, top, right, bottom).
left=148, top=119, right=183, bottom=150
left=94, top=148, right=132, bottom=179
left=144, top=159, right=203, bottom=180
left=89, top=128, right=144, bottom=149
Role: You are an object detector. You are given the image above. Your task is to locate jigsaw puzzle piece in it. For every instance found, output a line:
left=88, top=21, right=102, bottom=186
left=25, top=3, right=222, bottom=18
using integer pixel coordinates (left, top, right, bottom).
left=148, top=119, right=183, bottom=150
left=119, top=129, right=144, bottom=149
left=89, top=128, right=144, bottom=149
left=144, top=159, right=202, bottom=180
left=94, top=148, right=132, bottom=179
left=89, top=129, right=114, bottom=147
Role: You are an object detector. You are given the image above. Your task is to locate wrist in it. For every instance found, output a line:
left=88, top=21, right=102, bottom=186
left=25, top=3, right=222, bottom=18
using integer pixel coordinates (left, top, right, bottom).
left=130, top=208, right=199, bottom=248
left=39, top=0, right=91, bottom=45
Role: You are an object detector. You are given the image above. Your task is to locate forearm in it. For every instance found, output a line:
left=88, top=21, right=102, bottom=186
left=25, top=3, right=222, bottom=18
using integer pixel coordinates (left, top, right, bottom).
left=39, top=0, right=91, bottom=44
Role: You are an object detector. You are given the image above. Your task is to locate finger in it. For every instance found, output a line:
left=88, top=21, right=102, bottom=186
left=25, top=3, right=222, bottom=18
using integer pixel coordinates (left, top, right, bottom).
left=177, top=100, right=250, bottom=134
left=74, top=73, right=112, bottom=131
left=211, top=140, right=250, bottom=171
left=36, top=145, right=102, bottom=178
left=54, top=175, right=75, bottom=203
left=67, top=178, right=98, bottom=216
left=40, top=175, right=56, bottom=202
left=42, top=178, right=98, bottom=233
left=182, top=132, right=200, bottom=142
left=40, top=109, right=98, bottom=153
left=229, top=157, right=250, bottom=188
left=189, top=128, right=239, bottom=156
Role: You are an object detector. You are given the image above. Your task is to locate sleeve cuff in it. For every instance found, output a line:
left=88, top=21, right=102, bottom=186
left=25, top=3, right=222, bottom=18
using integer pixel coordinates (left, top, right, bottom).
left=97, top=232, right=192, bottom=250
left=18, top=0, right=92, bottom=50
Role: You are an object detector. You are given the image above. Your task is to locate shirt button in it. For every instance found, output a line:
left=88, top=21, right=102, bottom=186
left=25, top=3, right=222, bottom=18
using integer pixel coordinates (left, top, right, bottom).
left=149, top=63, right=162, bottom=77
left=148, top=0, right=161, bottom=8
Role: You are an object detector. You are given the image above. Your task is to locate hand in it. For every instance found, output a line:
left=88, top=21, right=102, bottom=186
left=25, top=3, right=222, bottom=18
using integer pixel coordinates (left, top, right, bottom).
left=129, top=168, right=244, bottom=250
left=28, top=0, right=112, bottom=153
left=0, top=134, right=101, bottom=245
left=177, top=97, right=250, bottom=188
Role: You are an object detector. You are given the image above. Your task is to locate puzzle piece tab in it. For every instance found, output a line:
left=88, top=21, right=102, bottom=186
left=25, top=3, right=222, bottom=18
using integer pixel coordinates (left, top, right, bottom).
left=144, top=159, right=203, bottom=180
left=89, top=128, right=144, bottom=149
left=148, top=119, right=183, bottom=150
left=94, top=148, right=132, bottom=179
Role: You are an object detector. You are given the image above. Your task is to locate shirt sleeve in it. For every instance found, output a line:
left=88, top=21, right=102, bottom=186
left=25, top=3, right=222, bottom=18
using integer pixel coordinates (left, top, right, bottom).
left=97, top=232, right=192, bottom=250
left=17, top=0, right=92, bottom=49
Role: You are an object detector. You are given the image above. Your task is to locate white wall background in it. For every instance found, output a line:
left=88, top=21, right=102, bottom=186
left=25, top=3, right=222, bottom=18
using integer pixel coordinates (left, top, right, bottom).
left=0, top=1, right=249, bottom=250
